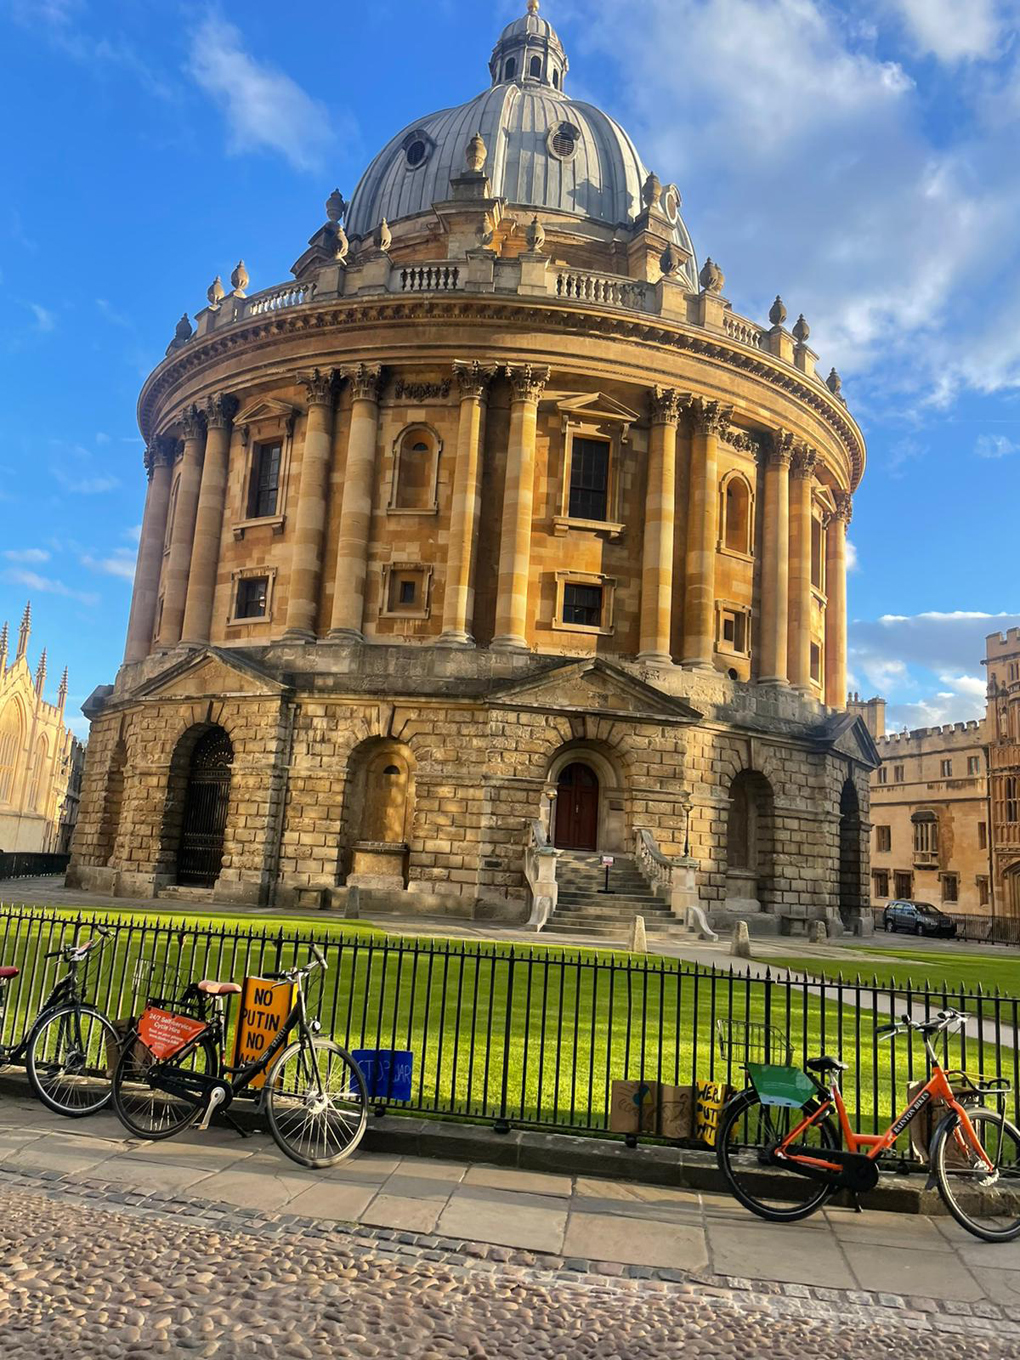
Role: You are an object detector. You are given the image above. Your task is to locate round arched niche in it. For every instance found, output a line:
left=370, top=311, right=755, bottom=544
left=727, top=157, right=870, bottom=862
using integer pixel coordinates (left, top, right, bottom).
left=543, top=743, right=627, bottom=853
left=345, top=737, right=415, bottom=890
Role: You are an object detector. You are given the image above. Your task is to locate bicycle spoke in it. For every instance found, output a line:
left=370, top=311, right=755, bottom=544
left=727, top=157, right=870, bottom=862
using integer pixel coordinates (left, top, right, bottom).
left=935, top=1108, right=1020, bottom=1241
left=266, top=1039, right=367, bottom=1168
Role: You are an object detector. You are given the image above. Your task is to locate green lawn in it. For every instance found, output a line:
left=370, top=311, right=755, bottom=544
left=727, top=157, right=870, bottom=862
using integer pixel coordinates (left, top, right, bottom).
left=770, top=947, right=1020, bottom=998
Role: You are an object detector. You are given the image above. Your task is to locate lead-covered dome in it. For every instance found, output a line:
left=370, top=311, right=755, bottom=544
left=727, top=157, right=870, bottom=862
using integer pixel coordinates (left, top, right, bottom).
left=345, top=1, right=696, bottom=285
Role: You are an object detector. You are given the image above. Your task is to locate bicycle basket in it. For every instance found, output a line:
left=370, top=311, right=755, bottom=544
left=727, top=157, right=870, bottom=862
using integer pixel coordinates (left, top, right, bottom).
left=131, top=957, right=197, bottom=1015
left=716, top=1018, right=793, bottom=1066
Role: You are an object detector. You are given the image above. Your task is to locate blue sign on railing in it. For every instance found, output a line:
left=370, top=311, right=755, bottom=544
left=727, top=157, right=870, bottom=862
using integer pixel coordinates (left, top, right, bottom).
left=352, top=1049, right=414, bottom=1102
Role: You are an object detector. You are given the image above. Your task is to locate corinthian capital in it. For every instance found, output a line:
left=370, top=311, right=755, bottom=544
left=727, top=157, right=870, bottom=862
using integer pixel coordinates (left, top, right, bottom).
left=205, top=394, right=239, bottom=430
left=453, top=360, right=497, bottom=400
left=302, top=367, right=337, bottom=406
left=179, top=404, right=206, bottom=442
left=144, top=434, right=179, bottom=478
left=688, top=397, right=733, bottom=437
left=505, top=363, right=550, bottom=404
left=791, top=444, right=818, bottom=479
left=833, top=489, right=853, bottom=525
left=649, top=386, right=684, bottom=426
left=346, top=363, right=384, bottom=403
left=765, top=428, right=795, bottom=467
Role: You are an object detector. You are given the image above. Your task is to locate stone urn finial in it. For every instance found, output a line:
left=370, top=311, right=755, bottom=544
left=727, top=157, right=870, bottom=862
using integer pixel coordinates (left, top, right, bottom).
left=230, top=260, right=249, bottom=297
left=166, top=313, right=193, bottom=355
left=793, top=313, right=810, bottom=343
left=769, top=294, right=787, bottom=327
left=325, top=188, right=348, bottom=224
left=660, top=242, right=680, bottom=277
left=207, top=275, right=225, bottom=309
left=642, top=171, right=662, bottom=211
left=526, top=215, right=546, bottom=253
left=699, top=257, right=725, bottom=293
left=466, top=130, right=487, bottom=174
left=827, top=367, right=843, bottom=397
left=378, top=218, right=392, bottom=253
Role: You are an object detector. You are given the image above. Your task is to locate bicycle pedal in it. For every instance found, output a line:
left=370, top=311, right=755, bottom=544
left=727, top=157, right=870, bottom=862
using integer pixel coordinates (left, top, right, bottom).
left=196, top=1086, right=227, bottom=1132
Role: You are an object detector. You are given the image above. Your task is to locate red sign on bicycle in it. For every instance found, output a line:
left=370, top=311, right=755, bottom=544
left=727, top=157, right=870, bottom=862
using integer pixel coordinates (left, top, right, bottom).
left=138, top=1007, right=207, bottom=1061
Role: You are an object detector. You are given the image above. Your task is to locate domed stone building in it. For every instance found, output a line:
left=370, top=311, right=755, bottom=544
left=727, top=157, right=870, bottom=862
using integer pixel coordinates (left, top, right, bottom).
left=69, top=2, right=878, bottom=932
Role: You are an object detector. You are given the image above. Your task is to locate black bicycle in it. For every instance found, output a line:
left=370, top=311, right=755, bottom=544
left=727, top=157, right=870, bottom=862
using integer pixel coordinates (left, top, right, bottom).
left=0, top=927, right=118, bottom=1117
left=111, top=945, right=368, bottom=1168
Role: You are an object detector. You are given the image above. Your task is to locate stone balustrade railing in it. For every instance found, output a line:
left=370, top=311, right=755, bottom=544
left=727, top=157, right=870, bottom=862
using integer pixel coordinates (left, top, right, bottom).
left=396, top=263, right=462, bottom=293
left=722, top=313, right=765, bottom=348
left=553, top=268, right=653, bottom=313
left=243, top=282, right=315, bottom=317
left=524, top=818, right=560, bottom=932
left=635, top=827, right=716, bottom=939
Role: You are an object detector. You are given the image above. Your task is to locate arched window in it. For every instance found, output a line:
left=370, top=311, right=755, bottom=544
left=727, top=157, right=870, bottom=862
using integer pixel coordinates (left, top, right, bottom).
left=529, top=55, right=542, bottom=78
left=552, top=69, right=560, bottom=89
left=164, top=476, right=179, bottom=551
left=28, top=734, right=48, bottom=813
left=0, top=700, right=24, bottom=805
left=505, top=57, right=516, bottom=79
left=390, top=426, right=440, bottom=511
left=721, top=474, right=752, bottom=554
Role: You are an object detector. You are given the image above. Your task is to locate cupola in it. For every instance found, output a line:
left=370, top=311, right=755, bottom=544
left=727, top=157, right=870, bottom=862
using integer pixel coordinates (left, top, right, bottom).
left=489, top=0, right=569, bottom=92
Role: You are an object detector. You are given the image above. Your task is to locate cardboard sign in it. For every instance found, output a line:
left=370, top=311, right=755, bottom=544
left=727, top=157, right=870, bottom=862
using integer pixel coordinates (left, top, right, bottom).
left=694, top=1080, right=731, bottom=1148
left=658, top=1084, right=696, bottom=1140
left=609, top=1079, right=660, bottom=1134
left=138, top=1007, right=207, bottom=1062
left=352, top=1049, right=414, bottom=1102
left=232, top=977, right=296, bottom=1088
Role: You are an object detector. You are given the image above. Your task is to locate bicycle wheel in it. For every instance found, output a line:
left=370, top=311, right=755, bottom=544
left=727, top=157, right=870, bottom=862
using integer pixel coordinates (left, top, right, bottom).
left=716, top=1087, right=839, bottom=1222
left=26, top=1005, right=118, bottom=1118
left=931, top=1106, right=1020, bottom=1242
left=265, top=1038, right=368, bottom=1169
left=112, top=1032, right=219, bottom=1140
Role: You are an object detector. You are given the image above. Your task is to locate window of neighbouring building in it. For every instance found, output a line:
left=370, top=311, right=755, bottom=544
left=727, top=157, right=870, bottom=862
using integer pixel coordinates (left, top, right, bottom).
left=941, top=872, right=959, bottom=903
left=979, top=821, right=988, bottom=849
left=912, top=812, right=938, bottom=858
left=977, top=875, right=990, bottom=907
left=894, top=870, right=913, bottom=898
left=878, top=766, right=888, bottom=785
left=876, top=825, right=891, bottom=853
left=873, top=869, right=890, bottom=898
left=968, top=755, right=981, bottom=776
left=894, top=764, right=905, bottom=783
left=940, top=758, right=953, bottom=778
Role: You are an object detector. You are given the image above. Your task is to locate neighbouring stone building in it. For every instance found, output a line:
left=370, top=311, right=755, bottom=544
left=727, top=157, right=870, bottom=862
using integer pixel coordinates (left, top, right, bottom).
left=0, top=603, right=85, bottom=857
left=987, top=628, right=1020, bottom=918
left=68, top=2, right=877, bottom=932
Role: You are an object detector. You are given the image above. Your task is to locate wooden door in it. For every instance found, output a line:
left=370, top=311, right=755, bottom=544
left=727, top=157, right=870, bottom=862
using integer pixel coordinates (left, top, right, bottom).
left=554, top=763, right=599, bottom=850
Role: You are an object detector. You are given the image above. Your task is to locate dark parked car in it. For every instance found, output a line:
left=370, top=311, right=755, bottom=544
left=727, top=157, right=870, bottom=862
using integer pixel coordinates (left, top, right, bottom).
left=882, top=900, right=958, bottom=938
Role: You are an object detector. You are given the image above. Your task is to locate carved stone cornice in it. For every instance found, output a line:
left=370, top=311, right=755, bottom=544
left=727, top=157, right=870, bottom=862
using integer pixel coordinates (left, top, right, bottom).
left=453, top=360, right=496, bottom=400
left=688, top=397, right=733, bottom=438
left=345, top=362, right=384, bottom=403
left=791, top=444, right=818, bottom=480
left=392, top=376, right=452, bottom=402
left=721, top=428, right=765, bottom=458
left=505, top=363, right=550, bottom=404
left=204, top=394, right=239, bottom=430
left=765, top=429, right=795, bottom=467
left=649, top=386, right=684, bottom=426
left=179, top=404, right=205, bottom=443
left=301, top=367, right=337, bottom=406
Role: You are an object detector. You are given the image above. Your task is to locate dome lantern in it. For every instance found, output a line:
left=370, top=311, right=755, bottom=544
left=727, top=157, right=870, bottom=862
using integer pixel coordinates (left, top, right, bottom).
left=489, top=0, right=569, bottom=92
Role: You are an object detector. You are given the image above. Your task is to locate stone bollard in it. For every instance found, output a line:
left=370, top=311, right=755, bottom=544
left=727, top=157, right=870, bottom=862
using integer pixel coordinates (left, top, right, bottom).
left=731, top=920, right=751, bottom=959
left=630, top=915, right=648, bottom=953
left=809, top=918, right=827, bottom=944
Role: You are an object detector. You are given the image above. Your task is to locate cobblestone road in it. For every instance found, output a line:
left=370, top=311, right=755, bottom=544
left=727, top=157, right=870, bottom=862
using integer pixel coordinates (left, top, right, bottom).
left=1, top=1176, right=1019, bottom=1359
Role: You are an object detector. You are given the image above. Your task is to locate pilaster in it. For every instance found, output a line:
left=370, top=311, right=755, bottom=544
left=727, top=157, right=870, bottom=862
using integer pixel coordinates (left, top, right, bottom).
left=439, top=362, right=496, bottom=647
left=328, top=364, right=384, bottom=640
left=681, top=397, right=731, bottom=669
left=181, top=394, right=239, bottom=646
left=639, top=387, right=683, bottom=665
left=758, top=430, right=793, bottom=686
left=284, top=368, right=338, bottom=641
left=492, top=364, right=549, bottom=652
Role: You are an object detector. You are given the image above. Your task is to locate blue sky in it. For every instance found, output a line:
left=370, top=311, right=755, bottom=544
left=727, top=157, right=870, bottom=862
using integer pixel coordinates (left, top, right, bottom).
left=1, top=0, right=1018, bottom=738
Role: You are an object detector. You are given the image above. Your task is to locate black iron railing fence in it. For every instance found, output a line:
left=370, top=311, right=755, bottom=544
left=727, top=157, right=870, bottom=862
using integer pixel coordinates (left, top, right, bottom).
left=870, top=907, right=1020, bottom=947
left=0, top=853, right=70, bottom=881
left=1, top=906, right=1017, bottom=1147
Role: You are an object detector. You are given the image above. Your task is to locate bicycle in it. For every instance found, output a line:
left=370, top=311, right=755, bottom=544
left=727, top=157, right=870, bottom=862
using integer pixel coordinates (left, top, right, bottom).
left=0, top=926, right=118, bottom=1118
left=715, top=1009, right=1020, bottom=1242
left=111, top=944, right=369, bottom=1168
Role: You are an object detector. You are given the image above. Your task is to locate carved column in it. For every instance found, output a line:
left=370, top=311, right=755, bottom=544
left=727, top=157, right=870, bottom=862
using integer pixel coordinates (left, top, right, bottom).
left=328, top=364, right=383, bottom=640
left=682, top=398, right=730, bottom=669
left=639, top=387, right=682, bottom=664
left=181, top=394, right=238, bottom=646
left=824, top=491, right=852, bottom=708
left=158, top=406, right=206, bottom=648
left=284, top=369, right=336, bottom=640
left=787, top=445, right=817, bottom=692
left=492, top=364, right=549, bottom=652
left=123, top=437, right=175, bottom=664
left=758, top=431, right=793, bottom=685
left=439, top=362, right=495, bottom=646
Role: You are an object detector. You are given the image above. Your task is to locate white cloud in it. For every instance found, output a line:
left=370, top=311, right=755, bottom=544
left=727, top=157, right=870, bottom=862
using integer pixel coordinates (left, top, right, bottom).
left=885, top=0, right=1003, bottom=62
left=976, top=433, right=1019, bottom=458
left=845, top=539, right=859, bottom=573
left=126, top=524, right=142, bottom=545
left=29, top=303, right=55, bottom=332
left=2, top=568, right=98, bottom=607
left=2, top=548, right=50, bottom=564
left=187, top=16, right=338, bottom=172
left=52, top=467, right=120, bottom=495
left=80, top=549, right=135, bottom=583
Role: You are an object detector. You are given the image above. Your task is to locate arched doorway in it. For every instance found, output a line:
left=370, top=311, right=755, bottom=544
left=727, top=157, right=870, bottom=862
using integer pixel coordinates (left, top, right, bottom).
left=725, top=769, right=775, bottom=910
left=176, top=727, right=233, bottom=887
left=838, top=778, right=864, bottom=930
left=554, top=762, right=600, bottom=850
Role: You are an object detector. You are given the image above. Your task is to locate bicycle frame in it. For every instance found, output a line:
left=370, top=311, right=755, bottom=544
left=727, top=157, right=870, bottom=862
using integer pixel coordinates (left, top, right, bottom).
left=774, top=1037, right=996, bottom=1177
left=0, top=968, right=88, bottom=1064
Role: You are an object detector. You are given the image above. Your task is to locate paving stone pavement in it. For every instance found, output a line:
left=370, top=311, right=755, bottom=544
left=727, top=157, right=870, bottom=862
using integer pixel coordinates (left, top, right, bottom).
left=3, top=1095, right=1020, bottom=1354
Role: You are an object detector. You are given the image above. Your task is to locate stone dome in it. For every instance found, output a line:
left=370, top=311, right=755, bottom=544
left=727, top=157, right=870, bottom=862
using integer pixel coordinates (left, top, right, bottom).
left=345, top=3, right=696, bottom=285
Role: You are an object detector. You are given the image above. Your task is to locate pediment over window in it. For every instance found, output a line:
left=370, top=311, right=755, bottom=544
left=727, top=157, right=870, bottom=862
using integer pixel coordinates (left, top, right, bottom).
left=545, top=392, right=641, bottom=428
left=489, top=657, right=702, bottom=725
left=132, top=648, right=289, bottom=702
left=234, top=399, right=296, bottom=427
left=815, top=712, right=881, bottom=768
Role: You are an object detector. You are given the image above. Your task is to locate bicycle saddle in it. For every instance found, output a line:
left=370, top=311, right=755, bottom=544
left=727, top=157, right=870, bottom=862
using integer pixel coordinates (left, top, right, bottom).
left=197, top=980, right=242, bottom=996
left=805, top=1055, right=847, bottom=1074
left=0, top=967, right=19, bottom=980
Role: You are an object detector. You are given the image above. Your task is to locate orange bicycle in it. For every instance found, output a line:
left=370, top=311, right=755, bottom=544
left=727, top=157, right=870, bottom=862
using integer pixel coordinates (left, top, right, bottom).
left=715, top=1009, right=1020, bottom=1242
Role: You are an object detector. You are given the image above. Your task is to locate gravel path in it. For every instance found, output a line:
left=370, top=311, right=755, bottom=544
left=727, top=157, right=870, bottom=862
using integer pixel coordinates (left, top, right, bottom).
left=1, top=1179, right=1018, bottom=1358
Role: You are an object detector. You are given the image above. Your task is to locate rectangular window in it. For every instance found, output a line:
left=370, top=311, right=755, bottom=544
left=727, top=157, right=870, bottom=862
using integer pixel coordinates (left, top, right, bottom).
left=873, top=869, right=890, bottom=898
left=941, top=873, right=959, bottom=904
left=398, top=578, right=417, bottom=605
left=568, top=438, right=610, bottom=521
left=894, top=870, right=913, bottom=899
left=718, top=608, right=748, bottom=655
left=913, top=818, right=938, bottom=856
left=977, top=875, right=990, bottom=907
left=878, top=766, right=888, bottom=785
left=248, top=442, right=282, bottom=519
left=876, top=825, right=891, bottom=853
left=810, top=516, right=823, bottom=590
left=894, top=764, right=905, bottom=783
left=979, top=821, right=987, bottom=850
left=940, top=758, right=953, bottom=778
left=810, top=643, right=821, bottom=682
left=562, top=582, right=604, bottom=628
left=235, top=576, right=269, bottom=619
left=1007, top=776, right=1019, bottom=824
left=967, top=755, right=981, bottom=776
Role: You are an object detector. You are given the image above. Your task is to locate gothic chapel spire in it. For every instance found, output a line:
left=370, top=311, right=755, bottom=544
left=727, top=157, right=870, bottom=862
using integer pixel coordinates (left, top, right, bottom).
left=16, top=600, right=31, bottom=661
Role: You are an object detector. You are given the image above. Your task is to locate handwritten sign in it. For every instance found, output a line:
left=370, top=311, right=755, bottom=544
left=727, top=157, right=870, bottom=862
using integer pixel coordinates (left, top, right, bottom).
left=138, top=1007, right=207, bottom=1061
left=352, top=1049, right=414, bottom=1102
left=694, top=1080, right=730, bottom=1147
left=232, top=977, right=296, bottom=1088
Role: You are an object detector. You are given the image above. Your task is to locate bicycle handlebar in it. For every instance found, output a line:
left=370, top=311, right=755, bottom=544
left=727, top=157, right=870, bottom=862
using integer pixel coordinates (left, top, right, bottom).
left=43, top=928, right=111, bottom=962
left=264, top=946, right=328, bottom=985
left=877, top=1009, right=970, bottom=1041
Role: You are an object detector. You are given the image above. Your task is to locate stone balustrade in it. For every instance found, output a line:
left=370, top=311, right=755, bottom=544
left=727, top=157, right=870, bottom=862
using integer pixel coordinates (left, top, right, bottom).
left=524, top=818, right=559, bottom=932
left=722, top=314, right=765, bottom=348
left=243, top=282, right=314, bottom=317
left=553, top=267, right=653, bottom=312
left=396, top=264, right=462, bottom=293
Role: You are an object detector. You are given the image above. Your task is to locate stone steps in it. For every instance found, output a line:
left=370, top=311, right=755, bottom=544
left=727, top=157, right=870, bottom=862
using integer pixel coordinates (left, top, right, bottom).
left=547, top=850, right=689, bottom=941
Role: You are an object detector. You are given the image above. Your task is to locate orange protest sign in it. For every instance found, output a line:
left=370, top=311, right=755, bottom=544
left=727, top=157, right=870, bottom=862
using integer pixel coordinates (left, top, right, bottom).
left=138, top=1007, right=207, bottom=1061
left=232, top=977, right=296, bottom=1088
